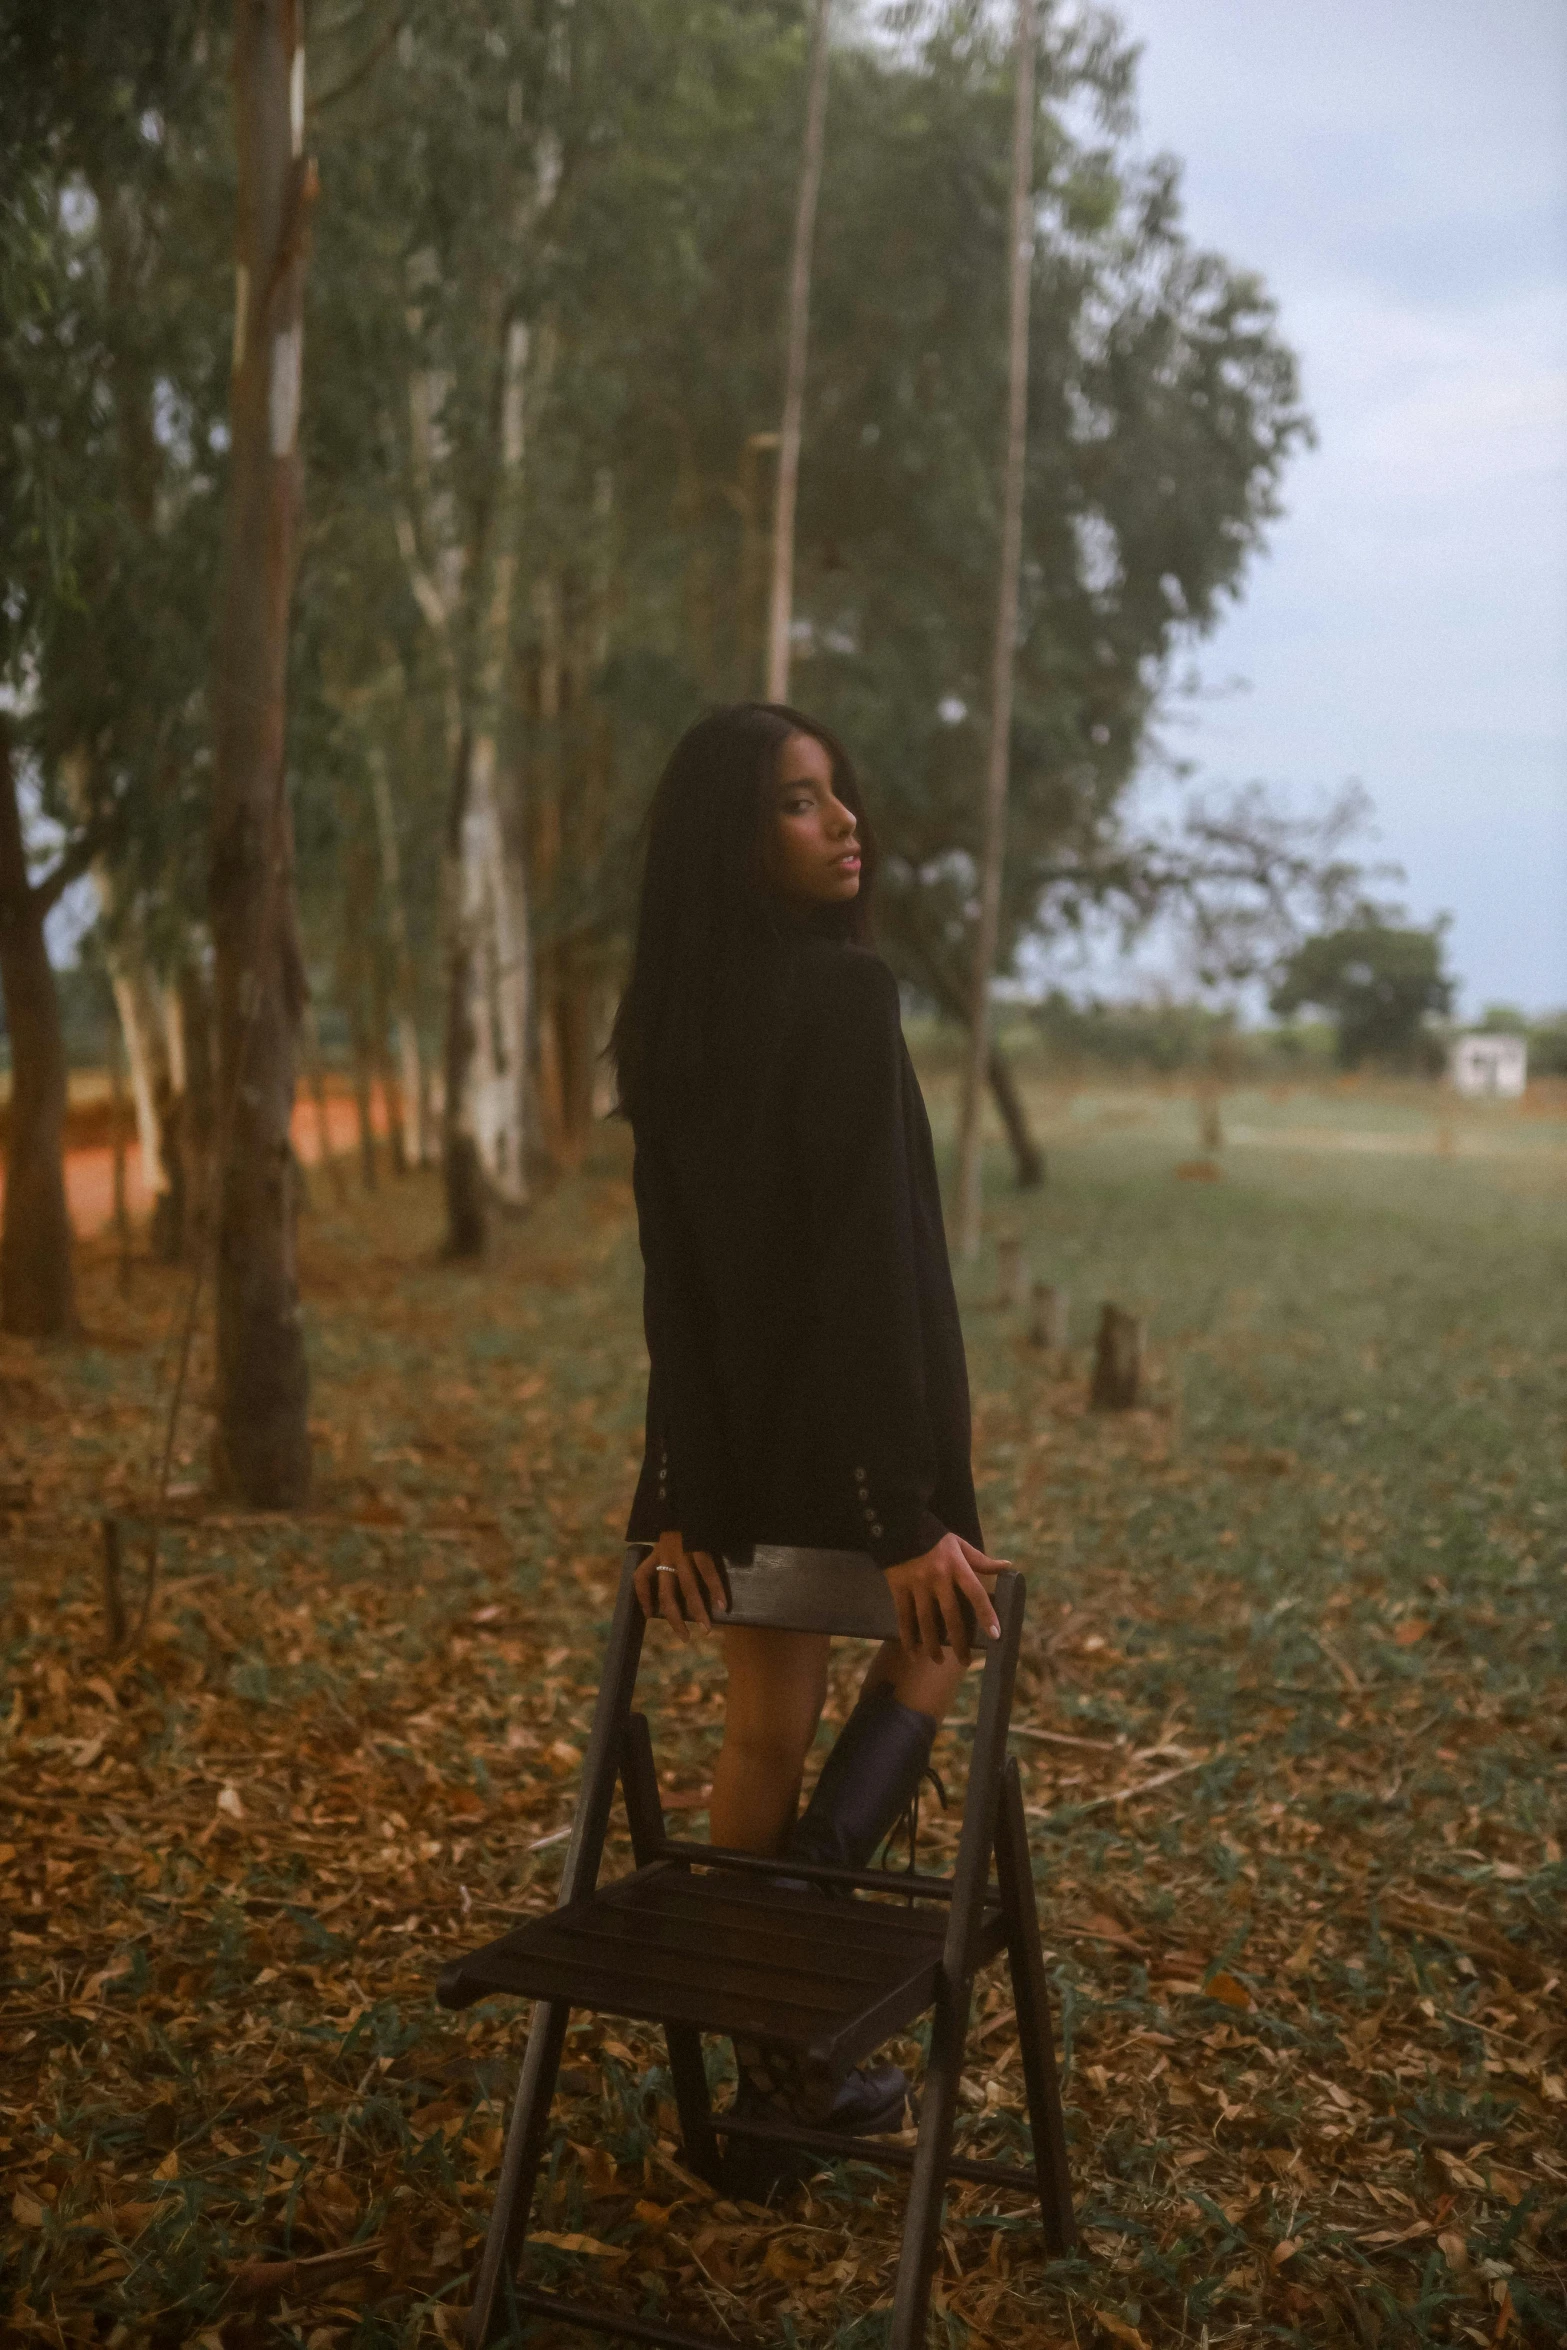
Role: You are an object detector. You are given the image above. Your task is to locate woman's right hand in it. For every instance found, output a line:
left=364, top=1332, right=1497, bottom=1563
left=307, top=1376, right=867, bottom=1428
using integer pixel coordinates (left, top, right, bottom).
left=885, top=1534, right=1006, bottom=1660
left=633, top=1530, right=729, bottom=1641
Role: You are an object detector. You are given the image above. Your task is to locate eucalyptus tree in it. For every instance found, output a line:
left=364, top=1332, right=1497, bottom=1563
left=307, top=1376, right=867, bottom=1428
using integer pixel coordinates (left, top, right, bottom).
left=0, top=4, right=227, bottom=1329
left=293, top=0, right=1314, bottom=1232
left=303, top=1, right=588, bottom=1253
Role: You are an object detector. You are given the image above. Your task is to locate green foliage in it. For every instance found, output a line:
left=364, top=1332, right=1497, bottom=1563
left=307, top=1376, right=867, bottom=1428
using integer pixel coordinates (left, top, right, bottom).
left=1521, top=1012, right=1567, bottom=1077
left=1024, top=990, right=1333, bottom=1075
left=0, top=5, right=230, bottom=939
left=292, top=0, right=1312, bottom=1017
left=5, top=0, right=1323, bottom=1109
left=1271, top=919, right=1454, bottom=1069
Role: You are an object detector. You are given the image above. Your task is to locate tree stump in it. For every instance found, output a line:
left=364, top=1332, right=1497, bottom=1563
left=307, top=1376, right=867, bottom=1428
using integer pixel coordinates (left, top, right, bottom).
left=1090, top=1303, right=1143, bottom=1410
left=996, top=1233, right=1029, bottom=1310
left=1029, top=1281, right=1069, bottom=1353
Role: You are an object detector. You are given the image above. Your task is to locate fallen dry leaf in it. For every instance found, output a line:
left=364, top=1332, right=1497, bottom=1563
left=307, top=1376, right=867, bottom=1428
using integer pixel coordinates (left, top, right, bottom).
left=1093, top=2308, right=1149, bottom=2348
left=530, top=2230, right=630, bottom=2262
left=6, top=1093, right=1563, bottom=2350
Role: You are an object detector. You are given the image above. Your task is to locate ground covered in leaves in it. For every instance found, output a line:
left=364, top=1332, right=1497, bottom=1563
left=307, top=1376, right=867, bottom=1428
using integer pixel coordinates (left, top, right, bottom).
left=3, top=1073, right=1566, bottom=2349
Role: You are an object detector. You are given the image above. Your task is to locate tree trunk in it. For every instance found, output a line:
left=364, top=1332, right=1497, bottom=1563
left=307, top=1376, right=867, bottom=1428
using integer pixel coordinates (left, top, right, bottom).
left=529, top=570, right=567, bottom=1171
left=764, top=0, right=831, bottom=702
left=986, top=1035, right=1045, bottom=1191
left=894, top=905, right=1045, bottom=1189
left=172, top=957, right=217, bottom=1261
left=444, top=728, right=532, bottom=1246
left=150, top=980, right=190, bottom=1263
left=369, top=946, right=405, bottom=1175
left=0, top=719, right=77, bottom=1338
left=108, top=1018, right=131, bottom=1290
left=441, top=317, right=532, bottom=1250
left=369, top=744, right=424, bottom=1166
left=464, top=735, right=530, bottom=1202
left=954, top=0, right=1036, bottom=1258
left=208, top=0, right=315, bottom=1505
left=105, top=950, right=166, bottom=1201
left=339, top=833, right=379, bottom=1192
left=440, top=807, right=487, bottom=1256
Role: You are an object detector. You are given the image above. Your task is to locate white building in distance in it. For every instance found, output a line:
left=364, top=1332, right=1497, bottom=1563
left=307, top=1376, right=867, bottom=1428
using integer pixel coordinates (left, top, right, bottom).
left=1449, top=1032, right=1527, bottom=1098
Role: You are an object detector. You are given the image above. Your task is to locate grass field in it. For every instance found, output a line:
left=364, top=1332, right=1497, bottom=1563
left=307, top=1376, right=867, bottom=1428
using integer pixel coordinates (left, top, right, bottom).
left=2, top=1072, right=1564, bottom=2348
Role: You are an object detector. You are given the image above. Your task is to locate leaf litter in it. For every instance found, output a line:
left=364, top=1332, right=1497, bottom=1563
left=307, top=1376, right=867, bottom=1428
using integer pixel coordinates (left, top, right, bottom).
left=2, top=1091, right=1565, bottom=2347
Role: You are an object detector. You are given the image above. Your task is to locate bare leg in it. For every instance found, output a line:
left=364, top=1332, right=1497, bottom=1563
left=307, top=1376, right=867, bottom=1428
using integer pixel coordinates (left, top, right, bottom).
left=859, top=1638, right=969, bottom=1723
left=709, top=1626, right=830, bottom=1854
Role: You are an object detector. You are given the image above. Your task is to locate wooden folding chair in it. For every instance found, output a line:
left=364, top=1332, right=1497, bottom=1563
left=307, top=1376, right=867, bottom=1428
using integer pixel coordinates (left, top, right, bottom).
left=435, top=1544, right=1076, bottom=2349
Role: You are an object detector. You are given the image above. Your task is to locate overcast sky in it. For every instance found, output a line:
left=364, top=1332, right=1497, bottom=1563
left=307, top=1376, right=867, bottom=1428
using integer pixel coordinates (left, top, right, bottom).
left=1105, top=0, right=1567, bottom=1016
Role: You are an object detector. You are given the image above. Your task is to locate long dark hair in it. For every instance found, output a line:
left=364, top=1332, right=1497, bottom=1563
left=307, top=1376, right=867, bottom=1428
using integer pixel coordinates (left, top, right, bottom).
left=608, top=701, right=877, bottom=1124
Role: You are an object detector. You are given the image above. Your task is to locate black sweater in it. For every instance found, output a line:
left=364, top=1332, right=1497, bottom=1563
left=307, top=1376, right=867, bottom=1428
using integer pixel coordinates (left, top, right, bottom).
left=625, top=935, right=982, bottom=1570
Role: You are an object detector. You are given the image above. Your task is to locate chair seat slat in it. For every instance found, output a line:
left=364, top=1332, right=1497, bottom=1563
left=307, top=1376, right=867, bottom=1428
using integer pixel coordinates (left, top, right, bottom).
left=443, top=1943, right=942, bottom=2060
left=532, top=1915, right=896, bottom=2008
left=602, top=1867, right=950, bottom=1953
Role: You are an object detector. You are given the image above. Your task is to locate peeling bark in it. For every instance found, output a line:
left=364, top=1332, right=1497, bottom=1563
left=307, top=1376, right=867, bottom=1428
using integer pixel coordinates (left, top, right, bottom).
left=399, top=309, right=533, bottom=1251
left=456, top=732, right=529, bottom=1206
left=438, top=316, right=532, bottom=1249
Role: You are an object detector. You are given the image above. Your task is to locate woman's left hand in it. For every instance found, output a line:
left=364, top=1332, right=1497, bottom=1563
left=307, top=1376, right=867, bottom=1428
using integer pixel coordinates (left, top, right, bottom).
left=884, top=1533, right=1006, bottom=1660
left=633, top=1531, right=729, bottom=1641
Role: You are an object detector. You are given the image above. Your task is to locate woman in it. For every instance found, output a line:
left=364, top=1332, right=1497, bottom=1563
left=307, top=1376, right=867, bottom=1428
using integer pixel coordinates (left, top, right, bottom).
left=611, top=702, right=1007, bottom=2170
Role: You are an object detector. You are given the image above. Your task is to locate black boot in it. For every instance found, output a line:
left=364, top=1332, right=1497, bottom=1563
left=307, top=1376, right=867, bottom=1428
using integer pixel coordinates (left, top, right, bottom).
left=785, top=1680, right=937, bottom=1885
left=726, top=1685, right=935, bottom=2196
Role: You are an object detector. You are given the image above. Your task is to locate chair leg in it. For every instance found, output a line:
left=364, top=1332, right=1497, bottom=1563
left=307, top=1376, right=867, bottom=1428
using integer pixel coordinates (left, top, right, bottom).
left=664, top=2024, right=722, bottom=2187
left=465, top=1997, right=570, bottom=2348
left=620, top=1712, right=666, bottom=1866
left=994, top=1758, right=1077, bottom=2255
left=887, top=1974, right=971, bottom=2350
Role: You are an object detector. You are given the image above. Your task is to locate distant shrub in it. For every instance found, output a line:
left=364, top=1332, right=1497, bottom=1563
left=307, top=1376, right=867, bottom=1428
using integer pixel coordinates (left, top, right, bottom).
left=1027, top=991, right=1332, bottom=1075
left=1525, top=1015, right=1567, bottom=1077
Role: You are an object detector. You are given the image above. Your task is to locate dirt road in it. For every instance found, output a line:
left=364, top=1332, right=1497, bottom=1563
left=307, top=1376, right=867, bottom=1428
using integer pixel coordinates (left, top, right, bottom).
left=0, top=1089, right=386, bottom=1236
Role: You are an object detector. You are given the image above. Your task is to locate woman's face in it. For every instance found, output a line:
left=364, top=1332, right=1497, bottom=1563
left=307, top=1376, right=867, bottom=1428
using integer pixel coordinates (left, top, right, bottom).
left=764, top=732, right=861, bottom=907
